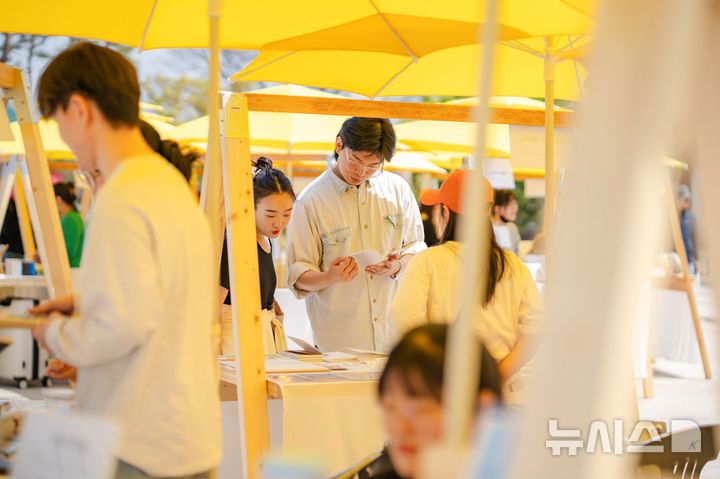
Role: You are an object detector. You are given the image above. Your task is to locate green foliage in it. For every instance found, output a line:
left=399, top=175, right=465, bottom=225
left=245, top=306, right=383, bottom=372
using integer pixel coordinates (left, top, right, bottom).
left=142, top=74, right=207, bottom=123
left=513, top=181, right=544, bottom=240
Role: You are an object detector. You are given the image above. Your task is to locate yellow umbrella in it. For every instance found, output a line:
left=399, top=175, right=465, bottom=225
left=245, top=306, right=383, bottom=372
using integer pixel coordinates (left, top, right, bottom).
left=1, top=1, right=591, bottom=52
left=173, top=85, right=349, bottom=153
left=0, top=120, right=73, bottom=160
left=233, top=36, right=589, bottom=99
left=395, top=97, right=570, bottom=155
left=385, top=152, right=448, bottom=176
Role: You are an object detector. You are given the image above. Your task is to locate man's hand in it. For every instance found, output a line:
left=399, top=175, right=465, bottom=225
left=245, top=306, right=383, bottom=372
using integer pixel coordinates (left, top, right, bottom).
left=29, top=295, right=74, bottom=316
left=365, top=254, right=401, bottom=277
left=326, top=256, right=359, bottom=283
left=46, top=358, right=77, bottom=382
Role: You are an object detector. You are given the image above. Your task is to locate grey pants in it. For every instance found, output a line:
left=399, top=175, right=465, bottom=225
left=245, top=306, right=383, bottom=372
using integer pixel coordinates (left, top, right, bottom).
left=114, top=461, right=214, bottom=479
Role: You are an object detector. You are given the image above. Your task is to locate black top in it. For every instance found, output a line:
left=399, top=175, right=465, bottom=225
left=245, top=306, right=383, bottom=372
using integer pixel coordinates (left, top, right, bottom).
left=219, top=236, right=276, bottom=310
left=356, top=449, right=402, bottom=479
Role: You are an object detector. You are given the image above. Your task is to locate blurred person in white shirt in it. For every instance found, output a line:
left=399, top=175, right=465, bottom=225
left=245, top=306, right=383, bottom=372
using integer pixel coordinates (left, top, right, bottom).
left=30, top=42, right=220, bottom=479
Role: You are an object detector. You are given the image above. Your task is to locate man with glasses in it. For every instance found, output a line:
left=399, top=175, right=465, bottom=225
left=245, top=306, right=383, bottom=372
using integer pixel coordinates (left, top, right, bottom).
left=288, top=117, right=425, bottom=352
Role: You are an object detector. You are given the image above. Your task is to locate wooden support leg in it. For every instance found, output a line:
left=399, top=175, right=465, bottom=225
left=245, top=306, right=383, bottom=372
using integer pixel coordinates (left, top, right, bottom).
left=5, top=68, right=71, bottom=298
left=14, top=166, right=36, bottom=261
left=223, top=93, right=269, bottom=479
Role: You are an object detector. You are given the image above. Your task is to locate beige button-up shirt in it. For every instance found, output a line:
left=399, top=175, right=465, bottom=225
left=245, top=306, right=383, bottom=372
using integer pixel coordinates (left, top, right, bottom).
left=287, top=168, right=425, bottom=352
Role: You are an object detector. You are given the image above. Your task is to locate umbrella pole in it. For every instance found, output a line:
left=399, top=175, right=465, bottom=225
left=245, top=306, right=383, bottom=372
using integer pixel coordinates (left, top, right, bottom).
left=200, top=0, right=225, bottom=340
left=442, top=0, right=498, bottom=447
left=544, top=53, right=556, bottom=264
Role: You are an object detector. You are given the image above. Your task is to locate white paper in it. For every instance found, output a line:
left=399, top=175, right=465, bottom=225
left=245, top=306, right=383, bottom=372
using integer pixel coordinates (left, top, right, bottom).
left=483, top=158, right=515, bottom=189
left=265, top=357, right=329, bottom=373
left=350, top=249, right=384, bottom=269
left=13, top=412, right=119, bottom=479
left=286, top=335, right=322, bottom=354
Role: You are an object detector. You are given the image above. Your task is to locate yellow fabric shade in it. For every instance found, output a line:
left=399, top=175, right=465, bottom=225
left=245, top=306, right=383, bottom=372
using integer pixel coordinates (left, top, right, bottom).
left=395, top=97, right=571, bottom=155
left=233, top=37, right=589, bottom=100
left=0, top=113, right=178, bottom=160
left=0, top=1, right=592, bottom=51
left=173, top=85, right=350, bottom=153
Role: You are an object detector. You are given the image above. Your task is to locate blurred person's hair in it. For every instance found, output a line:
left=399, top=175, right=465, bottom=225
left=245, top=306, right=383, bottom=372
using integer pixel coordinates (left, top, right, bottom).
left=38, top=42, right=140, bottom=127
left=379, top=324, right=502, bottom=402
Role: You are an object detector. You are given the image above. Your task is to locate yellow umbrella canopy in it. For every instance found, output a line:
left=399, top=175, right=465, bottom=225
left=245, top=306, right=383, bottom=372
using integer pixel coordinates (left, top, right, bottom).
left=0, top=120, right=73, bottom=160
left=1, top=0, right=592, bottom=51
left=233, top=36, right=590, bottom=99
left=0, top=113, right=179, bottom=160
left=173, top=85, right=350, bottom=153
left=395, top=97, right=570, bottom=155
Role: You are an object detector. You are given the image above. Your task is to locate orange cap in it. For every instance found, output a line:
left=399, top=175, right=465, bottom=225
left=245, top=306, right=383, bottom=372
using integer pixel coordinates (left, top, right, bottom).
left=420, top=170, right=493, bottom=214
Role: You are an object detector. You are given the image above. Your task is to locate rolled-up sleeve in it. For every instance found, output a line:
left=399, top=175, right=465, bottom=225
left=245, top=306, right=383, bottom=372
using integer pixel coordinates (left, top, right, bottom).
left=517, top=263, right=545, bottom=336
left=287, top=199, right=322, bottom=299
left=400, top=182, right=427, bottom=255
left=45, top=205, right=160, bottom=367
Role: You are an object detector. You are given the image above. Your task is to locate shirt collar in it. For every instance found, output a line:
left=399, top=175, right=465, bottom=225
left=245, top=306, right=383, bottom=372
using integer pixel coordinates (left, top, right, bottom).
left=328, top=166, right=375, bottom=196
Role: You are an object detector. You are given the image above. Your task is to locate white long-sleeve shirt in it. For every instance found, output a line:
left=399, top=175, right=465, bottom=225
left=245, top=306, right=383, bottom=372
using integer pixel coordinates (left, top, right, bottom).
left=287, top=168, right=425, bottom=352
left=45, top=154, right=221, bottom=476
left=391, top=241, right=544, bottom=360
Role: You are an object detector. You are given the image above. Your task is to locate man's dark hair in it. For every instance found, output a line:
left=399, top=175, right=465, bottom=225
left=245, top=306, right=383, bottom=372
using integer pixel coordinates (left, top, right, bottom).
left=37, top=42, right=140, bottom=127
left=335, top=117, right=396, bottom=162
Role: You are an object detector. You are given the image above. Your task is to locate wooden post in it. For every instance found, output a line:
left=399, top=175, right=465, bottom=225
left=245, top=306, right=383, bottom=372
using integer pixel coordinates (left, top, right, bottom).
left=662, top=176, right=711, bottom=379
left=223, top=93, right=269, bottom=479
left=3, top=67, right=71, bottom=298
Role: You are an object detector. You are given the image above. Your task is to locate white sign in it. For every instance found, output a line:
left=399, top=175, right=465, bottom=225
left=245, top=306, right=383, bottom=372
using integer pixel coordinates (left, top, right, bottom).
left=13, top=412, right=119, bottom=479
left=483, top=158, right=515, bottom=189
left=509, top=126, right=575, bottom=170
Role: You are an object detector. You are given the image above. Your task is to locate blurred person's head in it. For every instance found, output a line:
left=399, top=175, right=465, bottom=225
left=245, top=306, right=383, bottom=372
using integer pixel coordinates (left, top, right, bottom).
left=252, top=157, right=295, bottom=239
left=37, top=42, right=143, bottom=176
left=421, top=170, right=507, bottom=305
left=333, top=117, right=396, bottom=186
left=53, top=182, right=77, bottom=215
left=493, top=190, right=519, bottom=223
left=676, top=184, right=691, bottom=212
left=378, top=324, right=501, bottom=478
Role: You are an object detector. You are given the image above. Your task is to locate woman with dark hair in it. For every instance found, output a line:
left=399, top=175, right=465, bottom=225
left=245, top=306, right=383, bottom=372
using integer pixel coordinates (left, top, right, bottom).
left=492, top=189, right=521, bottom=254
left=390, top=170, right=543, bottom=382
left=54, top=182, right=84, bottom=267
left=352, top=324, right=501, bottom=479
left=139, top=119, right=197, bottom=182
left=219, top=157, right=296, bottom=354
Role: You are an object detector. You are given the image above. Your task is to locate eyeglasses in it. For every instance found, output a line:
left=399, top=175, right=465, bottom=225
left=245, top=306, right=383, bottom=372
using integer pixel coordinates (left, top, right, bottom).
left=77, top=169, right=102, bottom=192
left=343, top=147, right=384, bottom=178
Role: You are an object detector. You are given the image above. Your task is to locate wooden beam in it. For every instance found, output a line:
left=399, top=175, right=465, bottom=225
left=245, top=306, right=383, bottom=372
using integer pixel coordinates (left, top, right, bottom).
left=0, top=63, right=16, bottom=89
left=224, top=93, right=270, bottom=479
left=245, top=94, right=575, bottom=127
left=6, top=70, right=72, bottom=298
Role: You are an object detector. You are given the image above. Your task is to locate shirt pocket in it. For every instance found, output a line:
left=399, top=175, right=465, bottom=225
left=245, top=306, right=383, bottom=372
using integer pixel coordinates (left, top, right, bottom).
left=383, top=214, right=405, bottom=251
left=320, top=226, right=351, bottom=268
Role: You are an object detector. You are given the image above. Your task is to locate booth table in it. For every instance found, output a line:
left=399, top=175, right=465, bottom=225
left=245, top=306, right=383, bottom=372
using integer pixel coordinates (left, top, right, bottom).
left=218, top=359, right=386, bottom=478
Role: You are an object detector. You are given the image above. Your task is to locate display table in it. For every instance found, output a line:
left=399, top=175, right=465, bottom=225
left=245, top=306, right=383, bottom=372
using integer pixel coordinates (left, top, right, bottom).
left=218, top=358, right=387, bottom=478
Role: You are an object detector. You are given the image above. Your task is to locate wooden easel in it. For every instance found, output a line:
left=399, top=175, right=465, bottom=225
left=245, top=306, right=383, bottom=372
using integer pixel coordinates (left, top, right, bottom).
left=0, top=62, right=72, bottom=299
left=647, top=176, right=712, bottom=381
